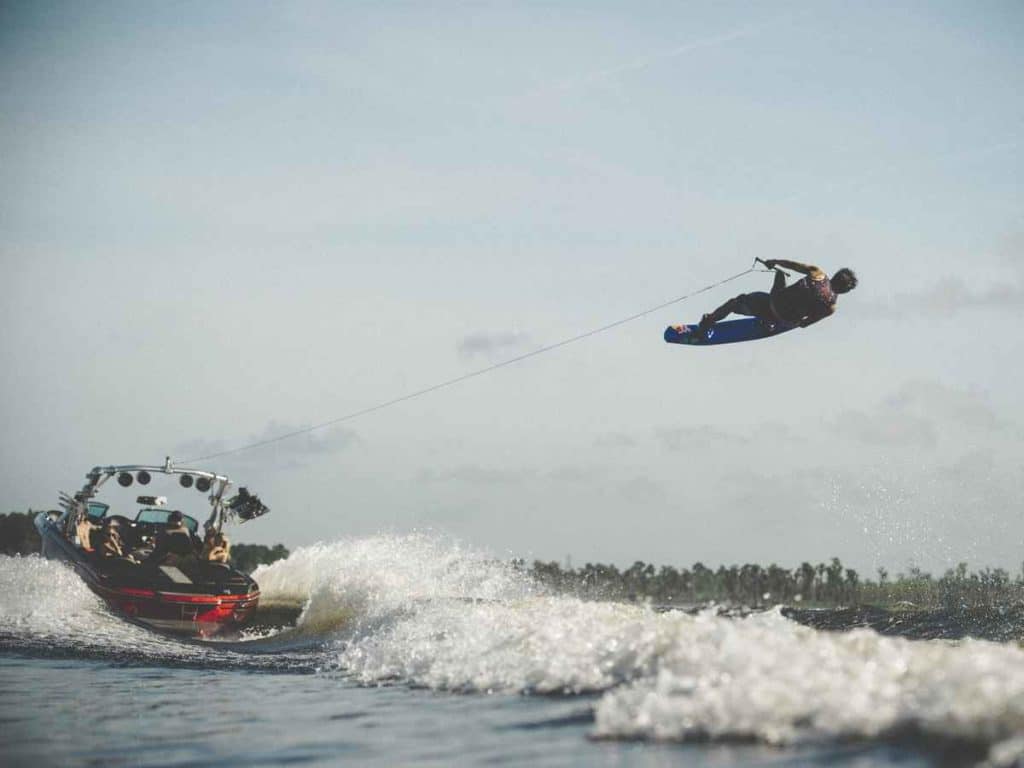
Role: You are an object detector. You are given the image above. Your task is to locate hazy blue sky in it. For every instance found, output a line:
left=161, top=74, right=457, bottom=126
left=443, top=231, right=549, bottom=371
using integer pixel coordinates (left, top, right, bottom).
left=2, top=1, right=1022, bottom=574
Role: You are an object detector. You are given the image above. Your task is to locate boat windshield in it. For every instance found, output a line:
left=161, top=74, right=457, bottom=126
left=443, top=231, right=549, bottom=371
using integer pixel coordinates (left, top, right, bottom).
left=86, top=502, right=109, bottom=522
left=135, top=508, right=199, bottom=534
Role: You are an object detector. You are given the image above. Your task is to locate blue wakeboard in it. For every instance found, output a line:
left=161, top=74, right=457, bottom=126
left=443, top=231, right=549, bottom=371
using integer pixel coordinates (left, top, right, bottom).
left=664, top=318, right=796, bottom=347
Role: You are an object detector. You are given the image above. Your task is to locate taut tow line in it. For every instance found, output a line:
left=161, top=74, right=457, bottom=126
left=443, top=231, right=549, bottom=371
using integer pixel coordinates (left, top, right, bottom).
left=186, top=262, right=764, bottom=462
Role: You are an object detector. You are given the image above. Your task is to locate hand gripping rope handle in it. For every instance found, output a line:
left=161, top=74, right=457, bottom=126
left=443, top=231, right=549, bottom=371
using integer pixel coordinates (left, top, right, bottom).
left=753, top=260, right=790, bottom=278
left=186, top=261, right=765, bottom=463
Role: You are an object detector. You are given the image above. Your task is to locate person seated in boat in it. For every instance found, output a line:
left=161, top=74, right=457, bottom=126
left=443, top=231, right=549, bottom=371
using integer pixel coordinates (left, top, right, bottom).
left=97, top=519, right=142, bottom=566
left=202, top=529, right=231, bottom=564
left=75, top=515, right=99, bottom=553
left=696, top=260, right=858, bottom=335
left=144, top=511, right=199, bottom=566
left=98, top=519, right=124, bottom=559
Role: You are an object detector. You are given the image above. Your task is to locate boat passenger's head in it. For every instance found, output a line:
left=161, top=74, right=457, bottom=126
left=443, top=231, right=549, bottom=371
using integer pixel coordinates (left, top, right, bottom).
left=831, top=268, right=858, bottom=294
left=168, top=510, right=184, bottom=528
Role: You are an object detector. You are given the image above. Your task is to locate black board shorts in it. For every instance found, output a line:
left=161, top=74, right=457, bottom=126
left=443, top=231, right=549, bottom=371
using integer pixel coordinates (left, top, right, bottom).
left=733, top=291, right=774, bottom=320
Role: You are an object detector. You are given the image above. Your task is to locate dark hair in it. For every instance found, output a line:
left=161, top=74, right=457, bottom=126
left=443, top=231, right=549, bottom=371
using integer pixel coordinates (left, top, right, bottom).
left=168, top=510, right=184, bottom=525
left=832, top=268, right=858, bottom=293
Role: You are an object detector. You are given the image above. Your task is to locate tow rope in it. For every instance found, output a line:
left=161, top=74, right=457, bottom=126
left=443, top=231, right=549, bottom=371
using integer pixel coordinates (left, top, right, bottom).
left=186, top=261, right=767, bottom=462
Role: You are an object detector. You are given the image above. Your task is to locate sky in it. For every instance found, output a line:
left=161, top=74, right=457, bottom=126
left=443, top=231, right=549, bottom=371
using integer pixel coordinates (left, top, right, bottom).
left=1, top=1, right=1022, bottom=576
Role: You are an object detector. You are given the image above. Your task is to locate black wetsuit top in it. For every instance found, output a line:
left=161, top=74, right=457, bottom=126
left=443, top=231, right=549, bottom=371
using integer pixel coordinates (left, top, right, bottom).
left=772, top=274, right=836, bottom=322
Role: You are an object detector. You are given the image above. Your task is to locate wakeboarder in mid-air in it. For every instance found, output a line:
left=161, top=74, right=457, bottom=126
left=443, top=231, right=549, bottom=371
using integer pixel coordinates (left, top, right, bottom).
left=695, top=260, right=858, bottom=336
left=663, top=259, right=858, bottom=347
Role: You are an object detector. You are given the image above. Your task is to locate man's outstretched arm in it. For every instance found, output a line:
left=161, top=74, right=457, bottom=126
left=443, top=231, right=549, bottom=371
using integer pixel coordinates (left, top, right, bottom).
left=763, top=259, right=824, bottom=277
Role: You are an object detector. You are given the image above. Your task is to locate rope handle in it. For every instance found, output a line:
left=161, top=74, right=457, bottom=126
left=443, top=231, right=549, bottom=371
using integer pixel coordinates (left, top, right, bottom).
left=753, top=257, right=791, bottom=277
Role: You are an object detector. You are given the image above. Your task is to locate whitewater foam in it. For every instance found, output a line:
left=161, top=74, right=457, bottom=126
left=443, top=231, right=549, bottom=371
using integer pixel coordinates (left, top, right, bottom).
left=251, top=535, right=1024, bottom=756
left=592, top=609, right=1024, bottom=746
left=0, top=554, right=178, bottom=656
left=254, top=533, right=537, bottom=636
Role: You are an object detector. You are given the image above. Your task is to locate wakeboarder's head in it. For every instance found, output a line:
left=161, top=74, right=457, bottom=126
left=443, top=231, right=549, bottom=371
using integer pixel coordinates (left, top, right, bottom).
left=831, top=268, right=858, bottom=294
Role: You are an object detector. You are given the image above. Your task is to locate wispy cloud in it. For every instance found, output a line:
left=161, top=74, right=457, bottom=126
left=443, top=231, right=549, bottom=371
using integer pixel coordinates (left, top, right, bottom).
left=615, top=474, right=666, bottom=505
left=655, top=425, right=747, bottom=452
left=457, top=330, right=531, bottom=360
left=516, top=24, right=760, bottom=102
left=884, top=381, right=1009, bottom=436
left=868, top=276, right=1024, bottom=316
left=418, top=465, right=535, bottom=486
left=417, top=463, right=603, bottom=487
left=175, top=421, right=360, bottom=469
left=778, top=137, right=1022, bottom=208
left=549, top=26, right=759, bottom=93
left=835, top=408, right=938, bottom=449
left=831, top=380, right=1016, bottom=449
left=860, top=232, right=1024, bottom=317
left=593, top=431, right=638, bottom=449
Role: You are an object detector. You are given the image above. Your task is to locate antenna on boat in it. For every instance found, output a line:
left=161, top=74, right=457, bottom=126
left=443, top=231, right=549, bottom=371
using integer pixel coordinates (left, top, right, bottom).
left=163, top=456, right=174, bottom=473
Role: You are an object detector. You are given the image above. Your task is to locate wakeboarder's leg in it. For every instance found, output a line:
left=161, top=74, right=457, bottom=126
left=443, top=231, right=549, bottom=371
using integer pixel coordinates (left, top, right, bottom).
left=696, top=292, right=769, bottom=335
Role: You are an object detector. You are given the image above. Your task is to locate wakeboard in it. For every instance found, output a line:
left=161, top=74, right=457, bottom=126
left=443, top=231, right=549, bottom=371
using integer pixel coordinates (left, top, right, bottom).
left=664, top=318, right=796, bottom=347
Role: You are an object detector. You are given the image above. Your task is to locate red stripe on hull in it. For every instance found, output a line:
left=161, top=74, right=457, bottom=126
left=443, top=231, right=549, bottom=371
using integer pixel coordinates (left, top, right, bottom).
left=81, top=567, right=260, bottom=638
left=99, top=586, right=260, bottom=637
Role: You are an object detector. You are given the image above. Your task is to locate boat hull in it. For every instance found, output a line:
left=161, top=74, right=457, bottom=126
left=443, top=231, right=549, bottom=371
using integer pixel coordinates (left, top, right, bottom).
left=36, top=512, right=260, bottom=638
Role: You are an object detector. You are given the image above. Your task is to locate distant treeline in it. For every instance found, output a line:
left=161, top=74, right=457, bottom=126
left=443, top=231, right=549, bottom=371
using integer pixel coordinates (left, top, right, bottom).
left=0, top=510, right=288, bottom=574
left=520, top=558, right=1024, bottom=610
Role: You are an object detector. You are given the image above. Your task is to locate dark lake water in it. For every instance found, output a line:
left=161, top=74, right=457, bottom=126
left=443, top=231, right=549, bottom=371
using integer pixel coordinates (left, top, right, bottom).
left=2, top=536, right=1023, bottom=767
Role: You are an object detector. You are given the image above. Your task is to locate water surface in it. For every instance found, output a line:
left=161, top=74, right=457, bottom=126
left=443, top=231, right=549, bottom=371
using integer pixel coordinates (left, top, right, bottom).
left=2, top=536, right=1021, bottom=767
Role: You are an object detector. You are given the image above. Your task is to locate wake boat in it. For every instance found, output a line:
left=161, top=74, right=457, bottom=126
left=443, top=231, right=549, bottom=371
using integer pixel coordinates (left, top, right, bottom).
left=36, top=458, right=270, bottom=637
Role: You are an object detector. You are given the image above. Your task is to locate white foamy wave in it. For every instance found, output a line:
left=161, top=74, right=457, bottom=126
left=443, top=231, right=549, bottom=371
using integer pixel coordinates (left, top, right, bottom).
left=0, top=555, right=215, bottom=661
left=341, top=592, right=1024, bottom=753
left=0, top=554, right=107, bottom=634
left=254, top=533, right=537, bottom=635
left=593, top=608, right=1024, bottom=749
left=255, top=536, right=1024, bottom=754
left=253, top=534, right=656, bottom=689
left=337, top=595, right=664, bottom=693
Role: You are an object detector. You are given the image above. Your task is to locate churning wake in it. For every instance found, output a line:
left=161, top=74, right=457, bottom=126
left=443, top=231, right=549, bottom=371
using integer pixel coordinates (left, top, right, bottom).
left=5, top=534, right=1024, bottom=763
